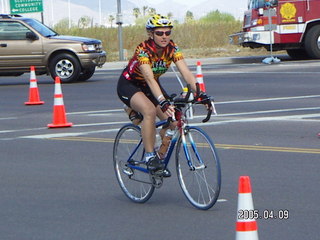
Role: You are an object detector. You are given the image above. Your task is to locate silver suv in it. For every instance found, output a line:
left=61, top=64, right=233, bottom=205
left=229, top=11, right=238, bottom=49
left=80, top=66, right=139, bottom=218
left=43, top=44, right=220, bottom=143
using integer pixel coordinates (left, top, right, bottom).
left=0, top=14, right=106, bottom=83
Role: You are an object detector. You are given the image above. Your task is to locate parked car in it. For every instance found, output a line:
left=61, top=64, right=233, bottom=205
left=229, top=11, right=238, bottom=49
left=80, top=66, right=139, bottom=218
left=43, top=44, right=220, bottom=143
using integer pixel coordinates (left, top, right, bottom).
left=0, top=14, right=106, bottom=83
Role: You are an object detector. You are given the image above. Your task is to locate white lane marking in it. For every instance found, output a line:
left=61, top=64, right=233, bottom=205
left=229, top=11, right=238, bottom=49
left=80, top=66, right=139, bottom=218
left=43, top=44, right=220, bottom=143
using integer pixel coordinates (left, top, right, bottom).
left=0, top=127, right=45, bottom=134
left=192, top=113, right=320, bottom=127
left=0, top=121, right=128, bottom=135
left=214, top=107, right=320, bottom=117
left=0, top=117, right=17, bottom=121
left=68, top=109, right=123, bottom=115
left=70, top=121, right=128, bottom=127
left=165, top=70, right=320, bottom=75
left=20, top=129, right=119, bottom=139
left=217, top=95, right=320, bottom=104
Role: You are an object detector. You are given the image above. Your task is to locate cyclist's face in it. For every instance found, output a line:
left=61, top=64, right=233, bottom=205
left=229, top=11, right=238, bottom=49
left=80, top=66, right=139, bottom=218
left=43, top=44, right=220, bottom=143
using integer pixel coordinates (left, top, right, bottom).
left=152, top=27, right=171, bottom=48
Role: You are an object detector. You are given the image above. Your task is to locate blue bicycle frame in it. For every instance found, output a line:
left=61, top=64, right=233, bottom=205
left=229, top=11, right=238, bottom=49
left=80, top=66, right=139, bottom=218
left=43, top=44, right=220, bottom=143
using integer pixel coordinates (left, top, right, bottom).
left=126, top=119, right=205, bottom=174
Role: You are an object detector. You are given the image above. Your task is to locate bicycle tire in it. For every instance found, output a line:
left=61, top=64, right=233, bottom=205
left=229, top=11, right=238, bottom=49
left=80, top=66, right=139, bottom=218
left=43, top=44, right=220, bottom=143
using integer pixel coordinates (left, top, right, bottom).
left=113, top=124, right=155, bottom=203
left=175, top=126, right=221, bottom=210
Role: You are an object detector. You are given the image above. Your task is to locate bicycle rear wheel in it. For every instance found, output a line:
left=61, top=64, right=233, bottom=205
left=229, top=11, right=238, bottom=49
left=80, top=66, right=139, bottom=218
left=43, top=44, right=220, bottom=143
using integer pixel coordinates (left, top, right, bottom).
left=176, top=126, right=221, bottom=210
left=113, top=124, right=155, bottom=203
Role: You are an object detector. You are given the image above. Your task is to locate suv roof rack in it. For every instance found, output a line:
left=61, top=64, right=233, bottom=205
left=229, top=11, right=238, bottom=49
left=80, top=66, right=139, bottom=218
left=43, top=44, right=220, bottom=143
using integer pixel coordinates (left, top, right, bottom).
left=0, top=14, right=23, bottom=19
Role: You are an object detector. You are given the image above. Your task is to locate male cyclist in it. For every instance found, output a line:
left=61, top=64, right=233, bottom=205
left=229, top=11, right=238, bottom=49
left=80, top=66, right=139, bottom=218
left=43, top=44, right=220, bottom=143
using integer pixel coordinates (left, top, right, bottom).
left=117, top=14, right=211, bottom=177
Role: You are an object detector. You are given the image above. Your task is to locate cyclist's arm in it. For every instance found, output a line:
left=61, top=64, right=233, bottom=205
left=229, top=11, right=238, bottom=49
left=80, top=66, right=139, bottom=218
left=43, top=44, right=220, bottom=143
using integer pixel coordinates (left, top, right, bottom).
left=175, top=59, right=213, bottom=111
left=174, top=59, right=198, bottom=92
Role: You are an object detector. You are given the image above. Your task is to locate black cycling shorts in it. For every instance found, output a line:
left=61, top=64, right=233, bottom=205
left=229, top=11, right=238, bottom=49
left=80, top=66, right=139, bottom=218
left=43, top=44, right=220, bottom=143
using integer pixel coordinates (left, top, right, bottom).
left=117, top=74, right=167, bottom=107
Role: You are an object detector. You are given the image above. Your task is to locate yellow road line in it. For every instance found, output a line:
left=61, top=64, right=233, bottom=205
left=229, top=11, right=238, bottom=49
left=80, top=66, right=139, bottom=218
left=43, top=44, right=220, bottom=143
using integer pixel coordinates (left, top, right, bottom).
left=215, top=144, right=320, bottom=154
left=50, top=137, right=320, bottom=154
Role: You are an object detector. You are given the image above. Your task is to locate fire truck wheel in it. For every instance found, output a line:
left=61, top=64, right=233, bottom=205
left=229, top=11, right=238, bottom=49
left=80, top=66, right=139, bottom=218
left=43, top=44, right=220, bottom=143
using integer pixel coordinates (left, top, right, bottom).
left=305, top=25, right=320, bottom=59
left=286, top=49, right=309, bottom=60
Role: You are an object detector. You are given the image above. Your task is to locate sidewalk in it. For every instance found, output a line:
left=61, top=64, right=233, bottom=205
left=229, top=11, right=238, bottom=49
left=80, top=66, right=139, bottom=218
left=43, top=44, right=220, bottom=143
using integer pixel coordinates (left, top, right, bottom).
left=99, top=54, right=290, bottom=70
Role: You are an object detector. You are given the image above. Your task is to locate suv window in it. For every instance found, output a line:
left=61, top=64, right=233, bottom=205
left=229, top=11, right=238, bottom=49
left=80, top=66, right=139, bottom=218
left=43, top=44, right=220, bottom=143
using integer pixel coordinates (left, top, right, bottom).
left=23, top=18, right=57, bottom=37
left=0, top=21, right=30, bottom=40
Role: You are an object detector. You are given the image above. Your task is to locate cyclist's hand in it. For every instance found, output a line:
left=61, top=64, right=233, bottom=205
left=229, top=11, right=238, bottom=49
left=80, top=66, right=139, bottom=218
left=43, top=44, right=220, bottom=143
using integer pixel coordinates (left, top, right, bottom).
left=197, top=92, right=213, bottom=109
left=159, top=99, right=175, bottom=117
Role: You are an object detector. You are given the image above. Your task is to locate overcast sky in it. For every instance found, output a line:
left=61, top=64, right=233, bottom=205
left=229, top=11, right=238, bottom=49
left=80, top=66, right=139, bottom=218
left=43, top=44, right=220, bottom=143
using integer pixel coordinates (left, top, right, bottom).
left=146, top=0, right=247, bottom=8
left=147, top=0, right=206, bottom=7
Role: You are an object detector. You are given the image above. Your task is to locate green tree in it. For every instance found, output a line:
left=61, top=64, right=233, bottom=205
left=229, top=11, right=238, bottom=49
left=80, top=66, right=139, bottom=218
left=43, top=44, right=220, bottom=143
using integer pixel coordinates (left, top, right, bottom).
left=142, top=6, right=149, bottom=16
left=133, top=8, right=141, bottom=18
left=148, top=7, right=156, bottom=15
left=135, top=15, right=150, bottom=26
left=109, top=15, right=115, bottom=27
left=54, top=18, right=70, bottom=30
left=184, top=11, right=194, bottom=23
left=78, top=16, right=91, bottom=28
left=199, top=10, right=236, bottom=23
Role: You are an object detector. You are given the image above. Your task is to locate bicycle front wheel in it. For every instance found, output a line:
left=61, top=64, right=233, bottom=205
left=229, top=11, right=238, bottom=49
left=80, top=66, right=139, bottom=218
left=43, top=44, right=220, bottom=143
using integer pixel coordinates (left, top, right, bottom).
left=176, top=126, right=221, bottom=210
left=113, top=124, right=155, bottom=203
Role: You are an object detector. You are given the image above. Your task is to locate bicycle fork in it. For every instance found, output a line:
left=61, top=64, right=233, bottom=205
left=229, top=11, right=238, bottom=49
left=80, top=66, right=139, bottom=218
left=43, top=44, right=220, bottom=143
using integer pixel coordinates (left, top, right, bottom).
left=182, top=128, right=206, bottom=171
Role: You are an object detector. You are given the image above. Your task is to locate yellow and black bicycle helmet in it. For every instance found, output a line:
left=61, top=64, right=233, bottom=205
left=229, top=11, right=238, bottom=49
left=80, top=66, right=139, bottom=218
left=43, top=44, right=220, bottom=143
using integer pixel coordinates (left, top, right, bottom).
left=146, top=14, right=173, bottom=30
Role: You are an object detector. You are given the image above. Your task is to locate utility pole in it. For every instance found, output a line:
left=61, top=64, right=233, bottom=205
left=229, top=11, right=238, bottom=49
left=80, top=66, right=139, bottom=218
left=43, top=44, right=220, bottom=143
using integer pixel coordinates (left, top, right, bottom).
left=68, top=0, right=71, bottom=29
left=98, top=0, right=102, bottom=26
left=116, top=0, right=124, bottom=61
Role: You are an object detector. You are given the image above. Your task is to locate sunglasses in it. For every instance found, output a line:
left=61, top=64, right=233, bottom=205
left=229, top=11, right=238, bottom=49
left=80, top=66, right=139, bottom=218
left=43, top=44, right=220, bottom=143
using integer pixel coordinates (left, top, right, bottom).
left=154, top=30, right=172, bottom=37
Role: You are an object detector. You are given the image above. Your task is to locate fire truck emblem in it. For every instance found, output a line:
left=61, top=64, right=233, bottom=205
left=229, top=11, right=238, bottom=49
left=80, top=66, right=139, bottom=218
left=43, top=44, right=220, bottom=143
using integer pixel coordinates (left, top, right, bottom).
left=280, top=3, right=297, bottom=22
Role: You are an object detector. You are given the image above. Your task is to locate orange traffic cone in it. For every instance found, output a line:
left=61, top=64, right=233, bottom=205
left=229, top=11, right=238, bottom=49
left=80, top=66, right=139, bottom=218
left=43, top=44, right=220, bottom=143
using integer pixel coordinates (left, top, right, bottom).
left=196, top=61, right=206, bottom=92
left=25, top=66, right=44, bottom=105
left=235, top=176, right=259, bottom=240
left=47, top=77, right=73, bottom=128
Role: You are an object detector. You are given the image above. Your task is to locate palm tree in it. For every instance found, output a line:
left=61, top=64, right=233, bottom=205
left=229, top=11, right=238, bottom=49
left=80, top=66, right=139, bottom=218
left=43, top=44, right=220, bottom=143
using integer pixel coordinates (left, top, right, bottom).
left=133, top=8, right=141, bottom=19
left=78, top=16, right=91, bottom=28
left=142, top=6, right=148, bottom=16
left=109, top=15, right=115, bottom=27
left=185, top=11, right=194, bottom=23
left=148, top=8, right=156, bottom=15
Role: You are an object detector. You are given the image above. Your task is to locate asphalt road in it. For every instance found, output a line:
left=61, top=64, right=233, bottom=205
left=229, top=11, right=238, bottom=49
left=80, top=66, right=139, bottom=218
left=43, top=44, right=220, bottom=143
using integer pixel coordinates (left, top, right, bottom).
left=1, top=56, right=319, bottom=240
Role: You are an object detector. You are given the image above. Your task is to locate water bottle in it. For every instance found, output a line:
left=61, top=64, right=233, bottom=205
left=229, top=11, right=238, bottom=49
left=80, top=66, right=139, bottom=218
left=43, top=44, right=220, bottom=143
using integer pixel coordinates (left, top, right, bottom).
left=157, top=129, right=174, bottom=159
left=155, top=133, right=162, bottom=152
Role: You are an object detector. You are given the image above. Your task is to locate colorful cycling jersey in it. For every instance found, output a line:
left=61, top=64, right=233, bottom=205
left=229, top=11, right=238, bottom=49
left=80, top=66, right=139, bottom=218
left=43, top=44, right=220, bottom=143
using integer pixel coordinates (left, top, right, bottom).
left=122, top=38, right=184, bottom=86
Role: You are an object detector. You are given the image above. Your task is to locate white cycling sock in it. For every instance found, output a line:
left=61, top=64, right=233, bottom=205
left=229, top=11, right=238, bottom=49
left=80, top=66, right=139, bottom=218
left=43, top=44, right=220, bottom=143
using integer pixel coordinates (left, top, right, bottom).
left=145, top=152, right=156, bottom=162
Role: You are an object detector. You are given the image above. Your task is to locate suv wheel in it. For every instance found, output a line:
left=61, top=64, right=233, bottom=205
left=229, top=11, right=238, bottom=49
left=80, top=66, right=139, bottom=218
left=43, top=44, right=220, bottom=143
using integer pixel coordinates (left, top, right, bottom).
left=78, top=66, right=96, bottom=81
left=49, top=53, right=81, bottom=83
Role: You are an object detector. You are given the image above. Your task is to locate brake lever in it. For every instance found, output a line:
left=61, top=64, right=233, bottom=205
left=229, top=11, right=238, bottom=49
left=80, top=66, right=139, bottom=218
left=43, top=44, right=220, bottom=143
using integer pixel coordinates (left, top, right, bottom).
left=202, top=106, right=212, bottom=123
left=202, top=99, right=217, bottom=122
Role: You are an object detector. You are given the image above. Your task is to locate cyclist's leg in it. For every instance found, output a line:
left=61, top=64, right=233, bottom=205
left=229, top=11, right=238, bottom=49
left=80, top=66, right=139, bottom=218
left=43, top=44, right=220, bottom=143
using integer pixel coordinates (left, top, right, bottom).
left=118, top=76, right=157, bottom=155
left=130, top=92, right=157, bottom=153
left=130, top=92, right=165, bottom=172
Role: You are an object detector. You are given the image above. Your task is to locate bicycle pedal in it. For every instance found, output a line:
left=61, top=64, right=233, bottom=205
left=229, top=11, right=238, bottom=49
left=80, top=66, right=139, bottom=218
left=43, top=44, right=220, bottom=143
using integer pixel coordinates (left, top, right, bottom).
left=123, top=168, right=133, bottom=177
left=153, top=169, right=164, bottom=176
left=128, top=159, right=142, bottom=166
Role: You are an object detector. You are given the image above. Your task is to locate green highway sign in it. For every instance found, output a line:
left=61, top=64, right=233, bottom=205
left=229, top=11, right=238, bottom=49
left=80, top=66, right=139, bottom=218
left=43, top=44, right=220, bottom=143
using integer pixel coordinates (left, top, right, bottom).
left=10, top=0, right=43, bottom=14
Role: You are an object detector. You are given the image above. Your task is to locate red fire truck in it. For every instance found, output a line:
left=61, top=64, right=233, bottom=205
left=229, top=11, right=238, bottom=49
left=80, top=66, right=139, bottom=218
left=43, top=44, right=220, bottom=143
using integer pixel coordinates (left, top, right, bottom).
left=229, top=0, right=320, bottom=59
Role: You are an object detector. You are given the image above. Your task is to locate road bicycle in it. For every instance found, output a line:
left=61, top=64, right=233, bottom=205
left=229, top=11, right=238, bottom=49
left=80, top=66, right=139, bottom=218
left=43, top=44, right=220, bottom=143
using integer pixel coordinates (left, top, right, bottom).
left=113, top=85, right=221, bottom=210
